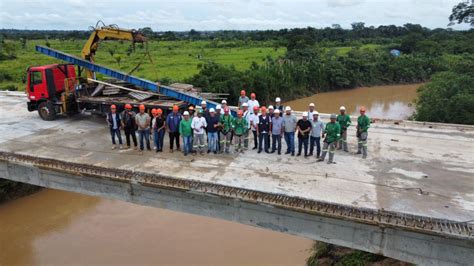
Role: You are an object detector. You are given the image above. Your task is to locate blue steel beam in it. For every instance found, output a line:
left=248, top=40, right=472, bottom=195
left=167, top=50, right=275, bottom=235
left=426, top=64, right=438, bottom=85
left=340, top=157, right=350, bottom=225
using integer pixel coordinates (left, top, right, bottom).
left=35, top=45, right=226, bottom=112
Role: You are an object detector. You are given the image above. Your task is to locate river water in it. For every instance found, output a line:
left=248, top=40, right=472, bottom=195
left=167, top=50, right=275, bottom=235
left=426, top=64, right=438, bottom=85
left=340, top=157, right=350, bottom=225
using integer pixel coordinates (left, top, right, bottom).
left=0, top=84, right=421, bottom=265
left=285, top=84, right=422, bottom=120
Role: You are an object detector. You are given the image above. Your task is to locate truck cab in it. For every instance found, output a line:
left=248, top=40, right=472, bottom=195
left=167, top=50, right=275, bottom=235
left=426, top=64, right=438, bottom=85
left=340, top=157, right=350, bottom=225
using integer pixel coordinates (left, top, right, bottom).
left=26, top=64, right=77, bottom=120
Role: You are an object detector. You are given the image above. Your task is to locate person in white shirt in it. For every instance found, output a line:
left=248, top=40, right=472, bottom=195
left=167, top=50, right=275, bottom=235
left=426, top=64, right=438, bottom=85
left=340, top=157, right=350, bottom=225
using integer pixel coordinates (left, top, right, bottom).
left=248, top=105, right=260, bottom=150
left=247, top=93, right=260, bottom=113
left=308, top=103, right=316, bottom=118
left=241, top=103, right=251, bottom=149
left=191, top=109, right=208, bottom=154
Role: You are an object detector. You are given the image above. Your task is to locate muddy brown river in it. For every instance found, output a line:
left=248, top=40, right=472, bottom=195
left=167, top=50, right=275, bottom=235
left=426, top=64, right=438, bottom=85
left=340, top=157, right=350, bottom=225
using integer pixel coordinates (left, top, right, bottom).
left=285, top=83, right=422, bottom=120
left=0, top=84, right=421, bottom=265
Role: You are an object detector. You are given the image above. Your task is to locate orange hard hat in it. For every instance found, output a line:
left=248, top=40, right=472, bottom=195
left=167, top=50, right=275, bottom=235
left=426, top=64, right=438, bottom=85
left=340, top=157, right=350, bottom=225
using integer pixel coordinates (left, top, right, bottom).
left=250, top=93, right=256, bottom=98
left=139, top=104, right=145, bottom=110
left=224, top=108, right=230, bottom=113
left=110, top=104, right=116, bottom=109
left=240, top=90, right=246, bottom=96
left=253, top=106, right=259, bottom=111
left=125, top=104, right=132, bottom=110
left=172, top=105, right=179, bottom=111
left=151, top=108, right=157, bottom=115
left=237, top=110, right=243, bottom=116
left=260, top=106, right=267, bottom=112
left=360, top=106, right=366, bottom=112
left=157, top=108, right=163, bottom=114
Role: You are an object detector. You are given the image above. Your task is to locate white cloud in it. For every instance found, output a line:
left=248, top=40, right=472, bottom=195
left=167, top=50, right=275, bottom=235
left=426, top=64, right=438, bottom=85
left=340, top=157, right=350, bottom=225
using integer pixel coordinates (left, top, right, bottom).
left=0, top=0, right=469, bottom=30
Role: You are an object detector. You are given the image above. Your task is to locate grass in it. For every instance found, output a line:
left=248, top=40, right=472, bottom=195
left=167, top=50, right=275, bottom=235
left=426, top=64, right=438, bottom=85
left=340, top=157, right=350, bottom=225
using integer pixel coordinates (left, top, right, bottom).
left=0, top=39, right=286, bottom=91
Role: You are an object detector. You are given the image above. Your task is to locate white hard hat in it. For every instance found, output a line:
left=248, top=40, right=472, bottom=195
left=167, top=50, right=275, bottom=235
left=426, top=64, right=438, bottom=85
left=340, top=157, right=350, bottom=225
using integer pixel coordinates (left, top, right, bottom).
left=242, top=102, right=248, bottom=107
left=340, top=106, right=346, bottom=111
left=275, top=97, right=281, bottom=102
left=209, top=108, right=215, bottom=113
left=285, top=106, right=292, bottom=111
left=201, top=100, right=207, bottom=105
left=330, top=113, right=337, bottom=119
left=313, top=111, right=319, bottom=115
left=216, top=104, right=222, bottom=110
left=274, top=109, right=280, bottom=114
left=221, top=99, right=227, bottom=104
left=309, top=103, right=315, bottom=107
left=183, top=111, right=190, bottom=116
left=302, top=112, right=308, bottom=117
left=268, top=105, right=274, bottom=110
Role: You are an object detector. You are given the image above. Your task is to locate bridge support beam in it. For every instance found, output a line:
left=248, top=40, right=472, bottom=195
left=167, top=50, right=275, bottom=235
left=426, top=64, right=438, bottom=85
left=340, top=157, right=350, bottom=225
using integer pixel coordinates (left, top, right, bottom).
left=1, top=160, right=473, bottom=265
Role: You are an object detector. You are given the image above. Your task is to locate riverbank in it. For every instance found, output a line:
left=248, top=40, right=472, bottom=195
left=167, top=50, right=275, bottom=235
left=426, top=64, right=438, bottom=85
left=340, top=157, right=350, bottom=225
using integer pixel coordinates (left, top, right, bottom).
left=0, top=179, right=41, bottom=204
left=285, top=83, right=423, bottom=120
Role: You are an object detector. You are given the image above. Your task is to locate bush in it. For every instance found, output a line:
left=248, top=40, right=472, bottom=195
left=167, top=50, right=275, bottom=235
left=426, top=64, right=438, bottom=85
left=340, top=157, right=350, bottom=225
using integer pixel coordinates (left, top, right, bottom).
left=0, top=84, right=18, bottom=91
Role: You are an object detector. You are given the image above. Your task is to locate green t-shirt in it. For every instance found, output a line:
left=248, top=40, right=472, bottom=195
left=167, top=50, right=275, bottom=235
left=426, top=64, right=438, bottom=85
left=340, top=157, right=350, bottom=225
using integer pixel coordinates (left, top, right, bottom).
left=233, top=118, right=248, bottom=135
left=337, top=114, right=351, bottom=130
left=324, top=122, right=341, bottom=143
left=179, top=119, right=193, bottom=137
left=357, top=115, right=371, bottom=133
left=220, top=115, right=234, bottom=133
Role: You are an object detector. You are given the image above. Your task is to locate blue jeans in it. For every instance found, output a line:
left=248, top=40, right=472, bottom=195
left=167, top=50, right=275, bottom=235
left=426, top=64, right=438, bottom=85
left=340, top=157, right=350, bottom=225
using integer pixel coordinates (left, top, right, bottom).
left=182, top=135, right=193, bottom=155
left=298, top=137, right=309, bottom=156
left=310, top=136, right=321, bottom=156
left=271, top=134, right=282, bottom=153
left=258, top=132, right=269, bottom=152
left=154, top=128, right=165, bottom=151
left=284, top=132, right=295, bottom=153
left=110, top=128, right=123, bottom=145
left=138, top=129, right=150, bottom=151
left=207, top=132, right=218, bottom=152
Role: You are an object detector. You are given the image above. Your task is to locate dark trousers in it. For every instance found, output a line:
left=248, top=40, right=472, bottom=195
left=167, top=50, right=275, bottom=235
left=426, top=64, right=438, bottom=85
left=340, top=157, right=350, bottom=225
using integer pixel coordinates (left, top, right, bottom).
left=271, top=134, right=282, bottom=153
left=169, top=131, right=180, bottom=150
left=258, top=132, right=269, bottom=152
left=124, top=127, right=137, bottom=147
left=110, top=128, right=123, bottom=145
left=309, top=136, right=321, bottom=156
left=252, top=130, right=258, bottom=148
left=298, top=137, right=309, bottom=156
left=138, top=129, right=150, bottom=150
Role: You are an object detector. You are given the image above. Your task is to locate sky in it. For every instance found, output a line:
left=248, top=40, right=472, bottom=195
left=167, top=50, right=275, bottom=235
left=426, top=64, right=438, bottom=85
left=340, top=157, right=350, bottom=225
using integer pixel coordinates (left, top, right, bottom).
left=0, top=0, right=470, bottom=31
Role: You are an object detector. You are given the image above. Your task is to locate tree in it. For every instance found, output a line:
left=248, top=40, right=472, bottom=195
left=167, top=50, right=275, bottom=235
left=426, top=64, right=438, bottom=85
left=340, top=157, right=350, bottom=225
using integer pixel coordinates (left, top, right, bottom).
left=449, top=1, right=474, bottom=26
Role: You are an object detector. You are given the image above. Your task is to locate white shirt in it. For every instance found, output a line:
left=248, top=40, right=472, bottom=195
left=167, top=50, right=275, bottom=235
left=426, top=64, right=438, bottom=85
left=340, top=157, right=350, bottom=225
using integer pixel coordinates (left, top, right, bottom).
left=243, top=110, right=251, bottom=129
left=191, top=116, right=207, bottom=134
left=247, top=99, right=260, bottom=113
left=248, top=112, right=260, bottom=131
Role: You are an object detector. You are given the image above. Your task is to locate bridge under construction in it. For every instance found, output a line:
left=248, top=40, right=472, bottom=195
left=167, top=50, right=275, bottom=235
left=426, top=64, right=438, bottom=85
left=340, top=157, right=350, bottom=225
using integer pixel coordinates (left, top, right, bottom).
left=0, top=93, right=473, bottom=265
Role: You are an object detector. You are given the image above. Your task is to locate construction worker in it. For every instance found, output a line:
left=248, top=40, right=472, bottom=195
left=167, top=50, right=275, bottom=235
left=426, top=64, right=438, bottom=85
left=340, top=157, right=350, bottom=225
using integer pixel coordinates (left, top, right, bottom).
left=357, top=106, right=370, bottom=159
left=201, top=100, right=210, bottom=122
left=275, top=97, right=283, bottom=113
left=215, top=104, right=222, bottom=151
left=249, top=105, right=260, bottom=150
left=219, top=108, right=234, bottom=153
left=238, top=90, right=249, bottom=108
left=192, top=109, right=207, bottom=154
left=242, top=102, right=251, bottom=149
left=268, top=105, right=275, bottom=148
left=221, top=99, right=228, bottom=110
left=206, top=108, right=219, bottom=154
left=135, top=104, right=151, bottom=152
left=107, top=104, right=123, bottom=150
left=318, top=114, right=341, bottom=164
left=179, top=111, right=193, bottom=156
left=308, top=103, right=316, bottom=118
left=282, top=106, right=297, bottom=156
left=337, top=106, right=351, bottom=152
left=152, top=108, right=166, bottom=152
left=121, top=104, right=137, bottom=150
left=257, top=106, right=271, bottom=154
left=270, top=109, right=284, bottom=154
left=233, top=110, right=248, bottom=152
left=247, top=92, right=260, bottom=113
left=296, top=112, right=311, bottom=157
left=166, top=105, right=182, bottom=152
left=150, top=108, right=158, bottom=150
left=309, top=111, right=325, bottom=158
left=188, top=105, right=195, bottom=117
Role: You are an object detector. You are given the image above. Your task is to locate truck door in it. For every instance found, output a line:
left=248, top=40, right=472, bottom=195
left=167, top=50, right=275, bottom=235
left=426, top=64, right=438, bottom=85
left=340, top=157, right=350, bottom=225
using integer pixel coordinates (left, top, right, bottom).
left=29, top=71, right=44, bottom=100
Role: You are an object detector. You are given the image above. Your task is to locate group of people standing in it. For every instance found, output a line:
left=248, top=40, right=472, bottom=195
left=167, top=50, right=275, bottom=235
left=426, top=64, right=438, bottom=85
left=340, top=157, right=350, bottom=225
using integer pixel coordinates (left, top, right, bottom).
left=106, top=90, right=371, bottom=163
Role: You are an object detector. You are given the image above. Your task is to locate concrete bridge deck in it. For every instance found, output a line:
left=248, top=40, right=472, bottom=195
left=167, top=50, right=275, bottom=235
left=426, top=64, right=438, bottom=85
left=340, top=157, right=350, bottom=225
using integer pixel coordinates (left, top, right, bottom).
left=1, top=94, right=473, bottom=265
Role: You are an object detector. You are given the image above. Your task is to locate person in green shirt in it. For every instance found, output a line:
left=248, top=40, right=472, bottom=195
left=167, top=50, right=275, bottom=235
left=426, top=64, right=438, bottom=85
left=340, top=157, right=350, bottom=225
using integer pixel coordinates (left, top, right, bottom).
left=318, top=114, right=341, bottom=164
left=179, top=111, right=193, bottom=156
left=219, top=108, right=234, bottom=154
left=356, top=106, right=371, bottom=159
left=336, top=106, right=351, bottom=152
left=232, top=110, right=248, bottom=153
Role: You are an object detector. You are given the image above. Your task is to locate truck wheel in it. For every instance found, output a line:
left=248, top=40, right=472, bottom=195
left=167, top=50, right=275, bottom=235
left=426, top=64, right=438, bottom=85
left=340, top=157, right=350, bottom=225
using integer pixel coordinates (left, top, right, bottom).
left=38, top=102, right=56, bottom=121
